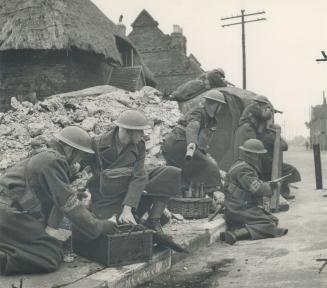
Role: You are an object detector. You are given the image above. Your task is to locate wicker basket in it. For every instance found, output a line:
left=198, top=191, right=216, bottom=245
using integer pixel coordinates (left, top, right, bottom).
left=168, top=197, right=212, bottom=219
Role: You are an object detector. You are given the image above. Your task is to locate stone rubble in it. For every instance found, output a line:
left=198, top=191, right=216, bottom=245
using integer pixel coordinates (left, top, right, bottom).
left=0, top=85, right=182, bottom=174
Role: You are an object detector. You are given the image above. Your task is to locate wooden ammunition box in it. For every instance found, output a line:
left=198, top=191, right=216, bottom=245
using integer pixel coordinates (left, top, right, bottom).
left=72, top=228, right=153, bottom=267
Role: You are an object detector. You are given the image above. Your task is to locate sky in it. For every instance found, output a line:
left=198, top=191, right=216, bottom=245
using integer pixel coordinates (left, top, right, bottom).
left=92, top=0, right=327, bottom=139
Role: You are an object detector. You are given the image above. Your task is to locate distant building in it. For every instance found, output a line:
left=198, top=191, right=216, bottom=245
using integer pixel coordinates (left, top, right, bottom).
left=0, top=0, right=155, bottom=111
left=307, top=97, right=327, bottom=149
left=128, top=9, right=204, bottom=96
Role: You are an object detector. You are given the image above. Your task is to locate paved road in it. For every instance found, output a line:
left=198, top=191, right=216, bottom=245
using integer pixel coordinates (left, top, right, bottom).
left=141, top=146, right=327, bottom=288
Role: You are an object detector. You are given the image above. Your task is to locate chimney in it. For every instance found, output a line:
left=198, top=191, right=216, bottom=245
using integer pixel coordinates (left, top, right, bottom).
left=170, top=25, right=187, bottom=54
left=117, top=14, right=126, bottom=36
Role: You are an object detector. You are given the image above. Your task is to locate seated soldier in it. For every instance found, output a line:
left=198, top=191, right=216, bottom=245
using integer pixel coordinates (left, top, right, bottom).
left=233, top=95, right=273, bottom=162
left=162, top=90, right=225, bottom=195
left=258, top=124, right=301, bottom=200
left=88, top=110, right=181, bottom=234
left=0, top=126, right=117, bottom=275
left=223, top=139, right=288, bottom=245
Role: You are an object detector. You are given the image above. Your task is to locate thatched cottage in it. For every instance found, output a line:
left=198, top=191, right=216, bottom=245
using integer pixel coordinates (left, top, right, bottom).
left=128, top=9, right=203, bottom=96
left=0, top=0, right=155, bottom=111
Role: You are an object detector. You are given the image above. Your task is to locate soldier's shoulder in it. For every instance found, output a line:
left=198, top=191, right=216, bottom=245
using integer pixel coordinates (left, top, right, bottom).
left=238, top=121, right=255, bottom=132
left=188, top=105, right=204, bottom=116
left=31, top=150, right=67, bottom=170
left=229, top=160, right=252, bottom=174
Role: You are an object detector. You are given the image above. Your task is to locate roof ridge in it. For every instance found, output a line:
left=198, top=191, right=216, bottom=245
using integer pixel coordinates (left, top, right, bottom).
left=131, top=9, right=158, bottom=28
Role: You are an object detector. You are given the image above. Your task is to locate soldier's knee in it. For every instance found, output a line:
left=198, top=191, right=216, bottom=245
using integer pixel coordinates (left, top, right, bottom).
left=43, top=254, right=62, bottom=273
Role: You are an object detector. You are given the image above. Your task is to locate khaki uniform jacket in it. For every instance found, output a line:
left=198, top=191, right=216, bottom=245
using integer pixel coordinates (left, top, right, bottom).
left=0, top=147, right=75, bottom=222
left=89, top=127, right=147, bottom=210
left=224, top=160, right=287, bottom=239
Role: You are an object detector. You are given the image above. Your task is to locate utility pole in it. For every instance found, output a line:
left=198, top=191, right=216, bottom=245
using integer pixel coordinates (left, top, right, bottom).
left=221, top=10, right=266, bottom=89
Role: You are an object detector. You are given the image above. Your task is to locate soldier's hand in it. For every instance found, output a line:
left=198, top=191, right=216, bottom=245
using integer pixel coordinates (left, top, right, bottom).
left=101, top=220, right=118, bottom=235
left=269, top=181, right=278, bottom=189
left=118, top=205, right=137, bottom=224
left=263, top=185, right=274, bottom=198
left=187, top=143, right=197, bottom=151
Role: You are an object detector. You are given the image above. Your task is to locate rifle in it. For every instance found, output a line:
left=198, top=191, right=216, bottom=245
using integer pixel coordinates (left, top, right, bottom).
left=119, top=224, right=189, bottom=253
left=269, top=125, right=282, bottom=211
left=274, top=109, right=283, bottom=114
left=153, top=232, right=189, bottom=253
left=268, top=173, right=293, bottom=185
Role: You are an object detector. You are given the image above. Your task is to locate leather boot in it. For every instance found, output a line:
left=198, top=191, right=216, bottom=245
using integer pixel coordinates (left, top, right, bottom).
left=145, top=198, right=168, bottom=234
left=225, top=228, right=250, bottom=245
left=0, top=251, right=7, bottom=275
left=281, top=183, right=295, bottom=200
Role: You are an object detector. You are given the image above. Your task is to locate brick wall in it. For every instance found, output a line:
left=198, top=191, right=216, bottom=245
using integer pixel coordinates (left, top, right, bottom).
left=129, top=22, right=203, bottom=96
left=0, top=49, right=113, bottom=111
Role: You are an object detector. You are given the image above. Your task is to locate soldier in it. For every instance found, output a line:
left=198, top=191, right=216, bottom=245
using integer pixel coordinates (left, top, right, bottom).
left=258, top=125, right=301, bottom=200
left=223, top=139, right=288, bottom=245
left=0, top=126, right=117, bottom=275
left=162, top=90, right=226, bottom=194
left=233, top=95, right=273, bottom=162
left=170, top=69, right=227, bottom=102
left=88, top=110, right=181, bottom=234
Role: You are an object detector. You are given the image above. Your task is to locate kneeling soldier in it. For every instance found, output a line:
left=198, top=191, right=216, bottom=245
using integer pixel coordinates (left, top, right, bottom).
left=223, top=139, right=288, bottom=245
left=162, top=90, right=225, bottom=194
left=0, top=126, right=117, bottom=275
left=88, top=110, right=181, bottom=234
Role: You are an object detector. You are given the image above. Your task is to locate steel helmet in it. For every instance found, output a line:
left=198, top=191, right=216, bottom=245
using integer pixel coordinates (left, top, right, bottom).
left=215, top=68, right=225, bottom=78
left=204, top=90, right=226, bottom=104
left=254, top=95, right=270, bottom=105
left=116, top=109, right=150, bottom=130
left=54, top=126, right=94, bottom=154
left=239, top=139, right=267, bottom=154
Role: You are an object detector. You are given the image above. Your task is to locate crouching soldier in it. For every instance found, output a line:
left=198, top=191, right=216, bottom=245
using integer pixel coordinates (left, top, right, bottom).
left=233, top=95, right=273, bottom=162
left=223, top=139, right=288, bottom=245
left=88, top=110, right=181, bottom=234
left=162, top=90, right=225, bottom=194
left=0, top=126, right=117, bottom=275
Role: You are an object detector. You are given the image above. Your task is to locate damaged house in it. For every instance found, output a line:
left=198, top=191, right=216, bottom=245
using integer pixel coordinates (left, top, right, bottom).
left=128, top=9, right=203, bottom=96
left=307, top=97, right=327, bottom=149
left=0, top=0, right=156, bottom=111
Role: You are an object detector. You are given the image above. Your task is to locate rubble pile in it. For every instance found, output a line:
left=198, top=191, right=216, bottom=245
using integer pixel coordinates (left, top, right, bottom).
left=0, top=85, right=182, bottom=173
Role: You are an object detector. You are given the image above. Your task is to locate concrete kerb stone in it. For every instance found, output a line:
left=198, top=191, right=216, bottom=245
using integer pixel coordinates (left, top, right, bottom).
left=65, top=217, right=226, bottom=288
left=0, top=217, right=226, bottom=288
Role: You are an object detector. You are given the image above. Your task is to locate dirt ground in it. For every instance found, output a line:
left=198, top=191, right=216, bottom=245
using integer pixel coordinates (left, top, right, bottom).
left=140, top=146, right=327, bottom=288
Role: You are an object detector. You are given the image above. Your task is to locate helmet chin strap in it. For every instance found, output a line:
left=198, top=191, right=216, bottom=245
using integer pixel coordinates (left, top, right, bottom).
left=214, top=104, right=222, bottom=118
left=61, top=143, right=75, bottom=164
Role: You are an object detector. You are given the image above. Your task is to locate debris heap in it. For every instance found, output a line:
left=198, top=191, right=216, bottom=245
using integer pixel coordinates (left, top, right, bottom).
left=0, top=85, right=182, bottom=173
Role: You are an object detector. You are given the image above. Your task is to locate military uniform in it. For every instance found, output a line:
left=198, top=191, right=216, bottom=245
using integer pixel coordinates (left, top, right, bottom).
left=0, top=143, right=104, bottom=275
left=233, top=102, right=272, bottom=162
left=224, top=154, right=288, bottom=240
left=88, top=127, right=181, bottom=219
left=258, top=129, right=301, bottom=192
left=162, top=106, right=221, bottom=186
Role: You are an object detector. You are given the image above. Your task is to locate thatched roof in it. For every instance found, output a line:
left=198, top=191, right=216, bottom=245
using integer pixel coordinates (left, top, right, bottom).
left=0, top=0, right=131, bottom=64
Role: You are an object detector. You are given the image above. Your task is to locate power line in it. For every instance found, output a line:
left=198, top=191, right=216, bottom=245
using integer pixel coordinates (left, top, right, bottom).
left=221, top=10, right=266, bottom=89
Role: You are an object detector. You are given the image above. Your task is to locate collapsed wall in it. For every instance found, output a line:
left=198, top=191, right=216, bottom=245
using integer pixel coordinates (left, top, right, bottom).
left=0, top=85, right=182, bottom=174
